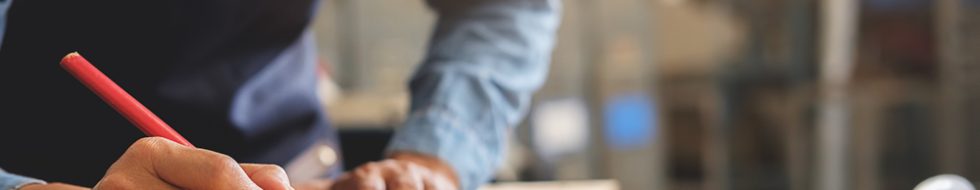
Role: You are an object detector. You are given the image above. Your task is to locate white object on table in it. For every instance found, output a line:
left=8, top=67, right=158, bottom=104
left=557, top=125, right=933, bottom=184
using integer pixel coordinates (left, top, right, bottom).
left=915, top=174, right=975, bottom=190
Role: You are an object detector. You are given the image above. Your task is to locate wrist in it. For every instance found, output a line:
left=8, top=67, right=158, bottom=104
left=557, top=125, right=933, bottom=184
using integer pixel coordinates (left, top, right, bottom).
left=389, top=151, right=461, bottom=188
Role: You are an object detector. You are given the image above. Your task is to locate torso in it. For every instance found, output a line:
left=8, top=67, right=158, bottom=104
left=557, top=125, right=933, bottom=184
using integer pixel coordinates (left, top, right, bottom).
left=0, top=0, right=335, bottom=185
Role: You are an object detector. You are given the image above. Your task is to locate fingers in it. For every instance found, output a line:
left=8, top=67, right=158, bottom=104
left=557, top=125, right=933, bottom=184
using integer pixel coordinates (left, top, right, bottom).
left=106, top=137, right=262, bottom=190
left=352, top=162, right=387, bottom=190
left=94, top=138, right=183, bottom=190
left=144, top=137, right=261, bottom=190
left=379, top=161, right=423, bottom=190
left=389, top=152, right=460, bottom=190
left=241, top=163, right=294, bottom=190
left=96, top=137, right=299, bottom=190
left=332, top=162, right=385, bottom=190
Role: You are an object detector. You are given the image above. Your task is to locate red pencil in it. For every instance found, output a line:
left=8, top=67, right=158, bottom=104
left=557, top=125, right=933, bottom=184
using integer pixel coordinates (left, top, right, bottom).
left=60, top=52, right=194, bottom=147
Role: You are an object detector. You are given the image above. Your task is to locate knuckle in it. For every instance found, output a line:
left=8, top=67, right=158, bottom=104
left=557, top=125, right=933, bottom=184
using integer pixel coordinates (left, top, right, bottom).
left=353, top=167, right=373, bottom=177
left=393, top=177, right=418, bottom=188
left=357, top=179, right=383, bottom=190
left=382, top=160, right=408, bottom=173
left=133, top=137, right=167, bottom=149
left=126, top=137, right=173, bottom=157
left=396, top=161, right=415, bottom=170
left=380, top=160, right=397, bottom=168
left=200, top=152, right=239, bottom=174
left=404, top=162, right=423, bottom=171
left=130, top=137, right=158, bottom=150
left=380, top=160, right=401, bottom=167
left=203, top=151, right=237, bottom=165
left=358, top=162, right=381, bottom=173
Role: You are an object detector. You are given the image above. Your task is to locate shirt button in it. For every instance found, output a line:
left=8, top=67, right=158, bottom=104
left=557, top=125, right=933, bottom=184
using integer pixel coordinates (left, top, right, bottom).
left=317, top=145, right=337, bottom=167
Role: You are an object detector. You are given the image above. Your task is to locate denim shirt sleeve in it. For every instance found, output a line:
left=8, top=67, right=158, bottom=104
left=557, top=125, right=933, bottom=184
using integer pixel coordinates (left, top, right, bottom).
left=384, top=0, right=560, bottom=189
left=0, top=168, right=46, bottom=190
left=1, top=0, right=10, bottom=48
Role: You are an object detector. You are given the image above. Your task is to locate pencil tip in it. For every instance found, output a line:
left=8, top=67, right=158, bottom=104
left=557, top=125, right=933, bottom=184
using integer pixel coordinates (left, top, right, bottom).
left=61, top=52, right=83, bottom=65
left=64, top=51, right=80, bottom=58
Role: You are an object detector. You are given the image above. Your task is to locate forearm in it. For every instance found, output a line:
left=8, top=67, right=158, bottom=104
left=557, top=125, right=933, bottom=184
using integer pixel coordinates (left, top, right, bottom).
left=386, top=0, right=561, bottom=189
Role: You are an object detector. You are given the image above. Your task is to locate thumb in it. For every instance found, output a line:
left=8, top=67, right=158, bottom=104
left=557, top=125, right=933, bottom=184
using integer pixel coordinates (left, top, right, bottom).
left=241, top=164, right=294, bottom=190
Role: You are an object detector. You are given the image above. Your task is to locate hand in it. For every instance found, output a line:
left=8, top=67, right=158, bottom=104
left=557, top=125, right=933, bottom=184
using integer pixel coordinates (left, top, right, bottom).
left=331, top=152, right=459, bottom=190
left=91, top=137, right=294, bottom=190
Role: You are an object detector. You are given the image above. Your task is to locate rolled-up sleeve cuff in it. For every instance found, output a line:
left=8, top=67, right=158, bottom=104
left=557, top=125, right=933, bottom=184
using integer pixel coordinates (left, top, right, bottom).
left=0, top=169, right=46, bottom=190
left=386, top=107, right=497, bottom=190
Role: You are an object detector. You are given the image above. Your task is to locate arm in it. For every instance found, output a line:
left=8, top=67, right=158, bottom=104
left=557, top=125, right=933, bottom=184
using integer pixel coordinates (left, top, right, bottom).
left=390, top=0, right=561, bottom=189
left=327, top=1, right=560, bottom=189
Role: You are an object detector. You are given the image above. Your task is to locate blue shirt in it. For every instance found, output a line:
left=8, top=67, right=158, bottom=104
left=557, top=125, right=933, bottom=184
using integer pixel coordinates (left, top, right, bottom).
left=0, top=0, right=559, bottom=189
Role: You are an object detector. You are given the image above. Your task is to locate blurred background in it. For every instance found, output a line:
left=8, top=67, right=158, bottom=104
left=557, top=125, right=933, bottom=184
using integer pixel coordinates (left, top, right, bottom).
left=310, top=0, right=980, bottom=189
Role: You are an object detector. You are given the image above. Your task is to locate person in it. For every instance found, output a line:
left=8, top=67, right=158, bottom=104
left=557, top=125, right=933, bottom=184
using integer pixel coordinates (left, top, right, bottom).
left=0, top=0, right=560, bottom=189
